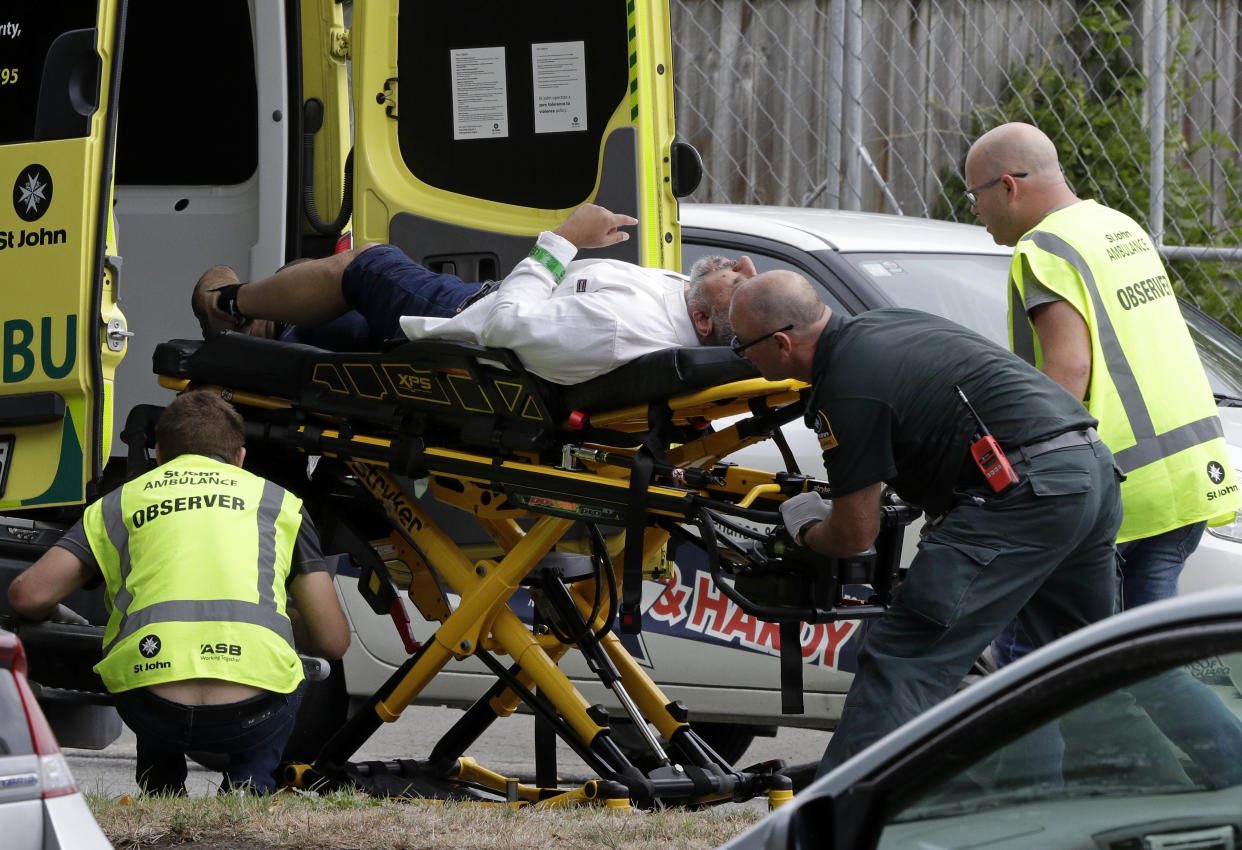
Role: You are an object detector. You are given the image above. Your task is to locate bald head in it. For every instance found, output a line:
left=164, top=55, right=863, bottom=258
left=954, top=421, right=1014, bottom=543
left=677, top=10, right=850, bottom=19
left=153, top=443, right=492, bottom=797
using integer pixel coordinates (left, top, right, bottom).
left=732, top=270, right=825, bottom=329
left=967, top=123, right=1061, bottom=181
left=965, top=123, right=1078, bottom=246
left=729, top=270, right=829, bottom=381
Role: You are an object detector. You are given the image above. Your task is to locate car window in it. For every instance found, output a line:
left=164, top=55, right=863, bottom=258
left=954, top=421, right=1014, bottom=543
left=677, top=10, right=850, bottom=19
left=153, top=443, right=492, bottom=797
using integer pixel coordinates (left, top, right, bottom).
left=1181, top=305, right=1242, bottom=401
left=0, top=670, right=33, bottom=756
left=878, top=652, right=1242, bottom=848
left=840, top=252, right=1013, bottom=345
left=842, top=252, right=1242, bottom=400
left=681, top=240, right=850, bottom=316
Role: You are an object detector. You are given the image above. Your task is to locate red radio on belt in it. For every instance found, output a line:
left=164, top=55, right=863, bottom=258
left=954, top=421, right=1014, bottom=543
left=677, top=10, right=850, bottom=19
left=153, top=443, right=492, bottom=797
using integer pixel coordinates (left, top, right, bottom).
left=955, top=385, right=1020, bottom=494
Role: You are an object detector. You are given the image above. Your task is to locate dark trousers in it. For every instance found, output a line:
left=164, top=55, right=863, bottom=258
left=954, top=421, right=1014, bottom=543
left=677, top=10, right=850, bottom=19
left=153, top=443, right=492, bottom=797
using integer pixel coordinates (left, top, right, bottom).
left=992, top=520, right=1207, bottom=664
left=112, top=682, right=306, bottom=795
left=820, top=441, right=1123, bottom=774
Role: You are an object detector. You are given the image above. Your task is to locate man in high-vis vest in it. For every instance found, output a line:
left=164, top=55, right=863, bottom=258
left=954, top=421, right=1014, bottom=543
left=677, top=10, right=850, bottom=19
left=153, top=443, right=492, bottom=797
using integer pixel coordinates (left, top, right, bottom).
left=965, top=122, right=1242, bottom=663
left=8, top=392, right=350, bottom=795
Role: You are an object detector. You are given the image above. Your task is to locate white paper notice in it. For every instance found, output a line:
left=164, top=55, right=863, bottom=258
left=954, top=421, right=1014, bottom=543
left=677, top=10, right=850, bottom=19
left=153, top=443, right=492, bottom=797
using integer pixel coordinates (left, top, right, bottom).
left=451, top=46, right=509, bottom=140
left=532, top=41, right=587, bottom=134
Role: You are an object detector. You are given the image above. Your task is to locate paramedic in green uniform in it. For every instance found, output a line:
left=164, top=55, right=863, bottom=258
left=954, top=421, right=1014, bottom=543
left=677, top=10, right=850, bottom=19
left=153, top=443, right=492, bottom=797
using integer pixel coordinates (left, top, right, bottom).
left=9, top=391, right=350, bottom=794
left=729, top=270, right=1123, bottom=774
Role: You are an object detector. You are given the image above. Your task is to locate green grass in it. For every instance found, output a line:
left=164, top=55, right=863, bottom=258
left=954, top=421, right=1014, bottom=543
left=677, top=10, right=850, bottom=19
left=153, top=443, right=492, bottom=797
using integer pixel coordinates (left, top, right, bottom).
left=87, top=788, right=764, bottom=849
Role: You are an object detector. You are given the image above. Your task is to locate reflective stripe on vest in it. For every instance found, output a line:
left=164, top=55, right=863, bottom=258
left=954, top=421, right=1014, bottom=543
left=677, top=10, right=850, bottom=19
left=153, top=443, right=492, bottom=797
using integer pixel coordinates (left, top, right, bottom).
left=1015, top=230, right=1224, bottom=472
left=99, top=477, right=294, bottom=656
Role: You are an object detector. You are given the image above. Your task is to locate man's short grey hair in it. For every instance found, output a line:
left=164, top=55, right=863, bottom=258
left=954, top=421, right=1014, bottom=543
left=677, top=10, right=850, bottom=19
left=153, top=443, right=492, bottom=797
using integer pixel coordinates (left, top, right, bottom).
left=686, top=255, right=733, bottom=310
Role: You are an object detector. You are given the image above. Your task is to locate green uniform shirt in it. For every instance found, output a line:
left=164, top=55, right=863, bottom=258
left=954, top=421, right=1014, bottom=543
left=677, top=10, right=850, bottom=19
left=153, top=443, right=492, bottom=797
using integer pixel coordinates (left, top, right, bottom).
left=806, top=308, right=1095, bottom=516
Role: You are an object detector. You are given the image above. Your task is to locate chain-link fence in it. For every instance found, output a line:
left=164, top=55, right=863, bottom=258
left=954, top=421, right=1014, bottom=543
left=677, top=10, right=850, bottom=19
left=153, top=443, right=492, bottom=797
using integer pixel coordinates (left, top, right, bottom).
left=671, top=0, right=1242, bottom=328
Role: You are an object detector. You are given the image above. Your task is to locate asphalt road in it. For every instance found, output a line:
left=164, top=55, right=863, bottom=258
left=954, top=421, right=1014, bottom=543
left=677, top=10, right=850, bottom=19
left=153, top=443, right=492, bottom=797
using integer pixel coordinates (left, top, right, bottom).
left=65, top=704, right=829, bottom=811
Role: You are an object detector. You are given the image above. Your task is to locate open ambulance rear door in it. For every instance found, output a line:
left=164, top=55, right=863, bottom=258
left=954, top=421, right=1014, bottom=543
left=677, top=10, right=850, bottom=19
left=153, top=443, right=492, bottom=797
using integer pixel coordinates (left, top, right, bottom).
left=349, top=0, right=694, bottom=278
left=0, top=0, right=353, bottom=513
left=0, top=0, right=350, bottom=748
left=0, top=1, right=125, bottom=510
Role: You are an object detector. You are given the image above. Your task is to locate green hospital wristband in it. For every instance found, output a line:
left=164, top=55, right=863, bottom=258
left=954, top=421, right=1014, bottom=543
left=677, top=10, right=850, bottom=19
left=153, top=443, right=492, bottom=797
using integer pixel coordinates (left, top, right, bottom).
left=528, top=245, right=567, bottom=284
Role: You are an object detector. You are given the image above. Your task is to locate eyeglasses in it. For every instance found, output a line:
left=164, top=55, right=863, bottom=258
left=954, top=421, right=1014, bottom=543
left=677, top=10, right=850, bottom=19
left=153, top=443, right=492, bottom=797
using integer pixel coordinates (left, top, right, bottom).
left=731, top=324, right=793, bottom=355
left=965, top=172, right=1028, bottom=205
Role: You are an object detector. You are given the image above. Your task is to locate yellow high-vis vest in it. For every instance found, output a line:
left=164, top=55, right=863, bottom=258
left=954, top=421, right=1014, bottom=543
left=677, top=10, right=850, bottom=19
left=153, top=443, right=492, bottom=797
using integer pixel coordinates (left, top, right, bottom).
left=84, top=455, right=305, bottom=693
left=1008, top=200, right=1241, bottom=542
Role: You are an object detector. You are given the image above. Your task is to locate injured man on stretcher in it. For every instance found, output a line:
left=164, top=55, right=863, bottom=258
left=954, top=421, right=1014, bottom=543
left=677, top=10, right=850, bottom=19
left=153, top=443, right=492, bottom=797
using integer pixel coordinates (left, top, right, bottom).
left=192, top=205, right=752, bottom=385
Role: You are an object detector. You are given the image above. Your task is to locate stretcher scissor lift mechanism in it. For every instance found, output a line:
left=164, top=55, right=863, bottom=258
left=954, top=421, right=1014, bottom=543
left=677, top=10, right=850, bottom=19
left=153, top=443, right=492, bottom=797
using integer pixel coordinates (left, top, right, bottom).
left=146, top=332, right=920, bottom=808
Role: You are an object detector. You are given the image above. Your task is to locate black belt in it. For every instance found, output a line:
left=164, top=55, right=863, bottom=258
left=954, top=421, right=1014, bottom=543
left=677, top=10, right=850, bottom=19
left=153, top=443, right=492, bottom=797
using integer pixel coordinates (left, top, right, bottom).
left=455, top=281, right=499, bottom=313
left=1013, top=427, right=1100, bottom=464
left=954, top=426, right=1101, bottom=494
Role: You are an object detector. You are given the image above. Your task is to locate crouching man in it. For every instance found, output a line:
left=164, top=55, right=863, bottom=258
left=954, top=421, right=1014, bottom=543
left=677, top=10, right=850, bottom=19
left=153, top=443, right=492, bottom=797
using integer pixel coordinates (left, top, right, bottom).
left=8, top=391, right=350, bottom=795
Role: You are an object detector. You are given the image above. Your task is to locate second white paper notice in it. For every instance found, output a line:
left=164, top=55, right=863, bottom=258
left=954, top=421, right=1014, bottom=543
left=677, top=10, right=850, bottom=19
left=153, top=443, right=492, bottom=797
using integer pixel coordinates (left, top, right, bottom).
left=532, top=41, right=587, bottom=134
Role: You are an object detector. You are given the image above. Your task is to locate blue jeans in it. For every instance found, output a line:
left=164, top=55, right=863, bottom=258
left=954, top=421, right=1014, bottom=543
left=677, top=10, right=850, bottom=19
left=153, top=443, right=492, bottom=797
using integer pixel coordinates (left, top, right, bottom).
left=112, top=682, right=306, bottom=794
left=1117, top=521, right=1206, bottom=608
left=281, top=244, right=482, bottom=350
left=992, top=521, right=1206, bottom=666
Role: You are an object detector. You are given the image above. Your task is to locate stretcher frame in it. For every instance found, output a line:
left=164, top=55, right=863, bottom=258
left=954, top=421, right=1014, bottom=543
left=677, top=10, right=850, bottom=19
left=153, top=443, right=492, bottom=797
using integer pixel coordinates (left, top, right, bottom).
left=146, top=332, right=916, bottom=809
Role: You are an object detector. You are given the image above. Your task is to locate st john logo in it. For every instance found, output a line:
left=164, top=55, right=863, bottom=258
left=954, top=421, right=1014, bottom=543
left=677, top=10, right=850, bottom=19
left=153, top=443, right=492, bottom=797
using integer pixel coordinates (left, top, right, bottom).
left=1208, top=461, right=1226, bottom=484
left=814, top=410, right=838, bottom=451
left=13, top=164, right=53, bottom=222
left=139, top=634, right=162, bottom=658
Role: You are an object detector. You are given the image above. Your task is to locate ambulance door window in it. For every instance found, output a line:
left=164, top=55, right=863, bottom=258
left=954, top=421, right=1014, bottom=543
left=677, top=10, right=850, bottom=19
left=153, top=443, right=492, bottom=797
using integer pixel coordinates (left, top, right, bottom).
left=0, top=0, right=99, bottom=145
left=114, top=0, right=256, bottom=185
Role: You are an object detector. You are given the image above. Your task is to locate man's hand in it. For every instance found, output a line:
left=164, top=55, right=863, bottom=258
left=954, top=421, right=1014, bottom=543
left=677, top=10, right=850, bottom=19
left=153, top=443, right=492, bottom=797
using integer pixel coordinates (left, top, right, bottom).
left=51, top=603, right=89, bottom=625
left=554, top=204, right=638, bottom=249
left=780, top=492, right=832, bottom=545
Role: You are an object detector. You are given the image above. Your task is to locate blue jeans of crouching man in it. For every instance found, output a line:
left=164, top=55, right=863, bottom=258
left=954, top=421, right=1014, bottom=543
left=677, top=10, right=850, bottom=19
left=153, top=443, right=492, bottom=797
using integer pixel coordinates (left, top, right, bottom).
left=113, top=681, right=306, bottom=795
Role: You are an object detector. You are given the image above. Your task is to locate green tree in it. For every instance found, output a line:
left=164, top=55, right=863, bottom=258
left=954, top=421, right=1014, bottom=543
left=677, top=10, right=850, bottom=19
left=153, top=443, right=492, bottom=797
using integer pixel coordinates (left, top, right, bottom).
left=935, top=1, right=1242, bottom=333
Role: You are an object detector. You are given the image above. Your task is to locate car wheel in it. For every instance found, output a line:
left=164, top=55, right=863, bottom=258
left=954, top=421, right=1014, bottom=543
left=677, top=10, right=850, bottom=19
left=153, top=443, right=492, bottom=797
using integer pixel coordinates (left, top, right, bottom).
left=187, top=750, right=228, bottom=772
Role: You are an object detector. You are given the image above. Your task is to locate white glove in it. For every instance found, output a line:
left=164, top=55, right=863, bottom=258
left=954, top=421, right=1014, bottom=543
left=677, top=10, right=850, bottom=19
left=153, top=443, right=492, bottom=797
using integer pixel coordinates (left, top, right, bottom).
left=779, top=492, right=832, bottom=545
left=52, top=603, right=90, bottom=625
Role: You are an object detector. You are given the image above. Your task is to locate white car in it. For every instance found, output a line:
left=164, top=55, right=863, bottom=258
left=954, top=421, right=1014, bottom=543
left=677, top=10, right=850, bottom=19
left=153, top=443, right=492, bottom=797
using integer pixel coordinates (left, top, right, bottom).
left=0, top=630, right=112, bottom=850
left=323, top=205, right=1242, bottom=763
left=723, top=584, right=1242, bottom=849
left=679, top=203, right=1242, bottom=597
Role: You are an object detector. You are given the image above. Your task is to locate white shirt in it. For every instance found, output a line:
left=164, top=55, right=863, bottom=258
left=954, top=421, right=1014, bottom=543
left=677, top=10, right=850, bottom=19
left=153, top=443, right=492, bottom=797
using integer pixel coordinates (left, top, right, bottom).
left=399, top=231, right=698, bottom=385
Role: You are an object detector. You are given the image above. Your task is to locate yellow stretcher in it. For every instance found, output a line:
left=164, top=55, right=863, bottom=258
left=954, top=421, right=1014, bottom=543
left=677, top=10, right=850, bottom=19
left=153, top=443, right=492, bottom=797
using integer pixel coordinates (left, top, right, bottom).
left=145, top=332, right=918, bottom=809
